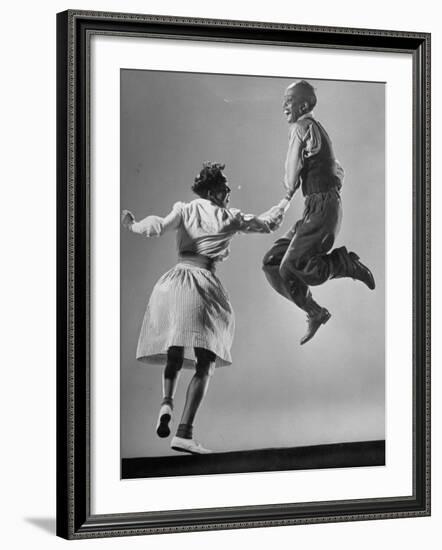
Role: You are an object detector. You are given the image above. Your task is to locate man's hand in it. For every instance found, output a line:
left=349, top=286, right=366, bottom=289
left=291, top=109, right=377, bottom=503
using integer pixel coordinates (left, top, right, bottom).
left=121, top=209, right=135, bottom=230
left=260, top=205, right=286, bottom=231
left=267, top=216, right=283, bottom=231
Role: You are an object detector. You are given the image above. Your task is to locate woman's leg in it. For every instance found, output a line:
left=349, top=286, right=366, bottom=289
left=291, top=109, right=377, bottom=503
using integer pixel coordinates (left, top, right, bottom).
left=162, top=346, right=184, bottom=405
left=175, top=347, right=216, bottom=441
left=156, top=346, right=184, bottom=438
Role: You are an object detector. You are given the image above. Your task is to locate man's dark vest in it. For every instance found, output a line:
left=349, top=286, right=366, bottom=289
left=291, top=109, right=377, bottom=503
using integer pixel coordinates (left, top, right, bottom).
left=300, top=117, right=342, bottom=196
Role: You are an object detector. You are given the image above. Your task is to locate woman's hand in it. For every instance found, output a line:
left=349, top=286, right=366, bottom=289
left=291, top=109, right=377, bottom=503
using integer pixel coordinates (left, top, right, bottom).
left=121, top=209, right=135, bottom=230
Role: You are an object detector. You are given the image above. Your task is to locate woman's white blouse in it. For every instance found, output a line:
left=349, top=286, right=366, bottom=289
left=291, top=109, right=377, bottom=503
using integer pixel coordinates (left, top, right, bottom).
left=130, top=198, right=281, bottom=262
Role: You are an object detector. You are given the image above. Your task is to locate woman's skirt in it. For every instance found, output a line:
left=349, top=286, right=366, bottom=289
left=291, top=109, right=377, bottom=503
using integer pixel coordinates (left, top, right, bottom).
left=136, top=257, right=235, bottom=368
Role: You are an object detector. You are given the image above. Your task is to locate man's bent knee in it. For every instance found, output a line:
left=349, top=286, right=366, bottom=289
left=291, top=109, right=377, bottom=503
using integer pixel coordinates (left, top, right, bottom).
left=262, top=251, right=281, bottom=274
left=279, top=257, right=304, bottom=285
left=281, top=256, right=330, bottom=287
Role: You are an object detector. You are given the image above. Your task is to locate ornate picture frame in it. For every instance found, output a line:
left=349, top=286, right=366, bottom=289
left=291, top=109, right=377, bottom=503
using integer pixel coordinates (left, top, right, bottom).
left=56, top=10, right=430, bottom=539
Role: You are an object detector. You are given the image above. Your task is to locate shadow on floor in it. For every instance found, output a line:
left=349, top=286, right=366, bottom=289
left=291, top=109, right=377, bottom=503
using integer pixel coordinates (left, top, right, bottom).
left=25, top=517, right=56, bottom=535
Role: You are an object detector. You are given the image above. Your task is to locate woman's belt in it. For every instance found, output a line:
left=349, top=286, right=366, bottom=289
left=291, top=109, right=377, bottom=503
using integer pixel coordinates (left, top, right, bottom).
left=178, top=252, right=216, bottom=272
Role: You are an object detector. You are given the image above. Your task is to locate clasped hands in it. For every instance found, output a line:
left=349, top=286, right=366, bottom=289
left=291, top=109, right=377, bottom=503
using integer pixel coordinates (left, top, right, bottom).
left=260, top=198, right=291, bottom=231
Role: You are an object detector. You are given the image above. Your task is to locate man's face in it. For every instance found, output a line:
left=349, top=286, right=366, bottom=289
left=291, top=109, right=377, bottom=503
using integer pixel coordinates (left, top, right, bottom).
left=282, top=87, right=304, bottom=123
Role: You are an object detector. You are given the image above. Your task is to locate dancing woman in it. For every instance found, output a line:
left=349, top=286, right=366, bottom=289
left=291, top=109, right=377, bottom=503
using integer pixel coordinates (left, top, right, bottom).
left=122, top=162, right=287, bottom=454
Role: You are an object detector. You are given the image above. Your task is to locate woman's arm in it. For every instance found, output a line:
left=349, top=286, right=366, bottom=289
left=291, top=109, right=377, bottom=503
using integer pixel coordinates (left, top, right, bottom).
left=121, top=202, right=183, bottom=237
left=233, top=198, right=290, bottom=234
left=237, top=213, right=272, bottom=234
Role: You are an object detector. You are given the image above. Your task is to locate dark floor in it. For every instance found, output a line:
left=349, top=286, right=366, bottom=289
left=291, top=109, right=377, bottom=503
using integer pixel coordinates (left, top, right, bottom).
left=122, top=439, right=385, bottom=479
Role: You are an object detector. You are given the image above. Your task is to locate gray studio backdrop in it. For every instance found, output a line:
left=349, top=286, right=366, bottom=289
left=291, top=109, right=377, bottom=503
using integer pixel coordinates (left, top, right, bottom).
left=120, top=70, right=385, bottom=458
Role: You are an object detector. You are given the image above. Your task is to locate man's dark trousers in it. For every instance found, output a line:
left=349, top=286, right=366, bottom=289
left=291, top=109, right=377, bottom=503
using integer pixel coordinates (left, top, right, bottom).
left=262, top=188, right=351, bottom=311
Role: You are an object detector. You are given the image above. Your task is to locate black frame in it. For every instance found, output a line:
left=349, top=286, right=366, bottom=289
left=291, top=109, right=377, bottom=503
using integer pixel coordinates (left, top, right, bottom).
left=56, top=9, right=431, bottom=539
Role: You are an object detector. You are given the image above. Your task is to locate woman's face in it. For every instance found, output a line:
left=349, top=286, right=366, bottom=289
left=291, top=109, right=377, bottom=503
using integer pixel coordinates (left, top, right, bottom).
left=209, top=181, right=231, bottom=208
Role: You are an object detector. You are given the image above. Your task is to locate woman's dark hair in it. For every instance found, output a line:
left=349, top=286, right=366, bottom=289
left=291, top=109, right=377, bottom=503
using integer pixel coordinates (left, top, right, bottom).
left=292, top=80, right=317, bottom=111
left=192, top=162, right=227, bottom=198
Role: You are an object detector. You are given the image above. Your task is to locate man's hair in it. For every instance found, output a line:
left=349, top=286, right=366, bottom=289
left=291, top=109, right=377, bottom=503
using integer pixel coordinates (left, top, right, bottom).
left=192, top=162, right=227, bottom=198
left=291, top=80, right=317, bottom=111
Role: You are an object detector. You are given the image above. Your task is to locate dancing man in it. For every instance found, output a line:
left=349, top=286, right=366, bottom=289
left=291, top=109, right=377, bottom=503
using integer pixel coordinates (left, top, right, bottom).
left=262, top=80, right=375, bottom=345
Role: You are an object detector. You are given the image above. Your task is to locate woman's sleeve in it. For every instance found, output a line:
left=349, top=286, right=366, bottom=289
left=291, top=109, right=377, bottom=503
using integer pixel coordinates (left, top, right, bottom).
left=130, top=201, right=184, bottom=237
left=230, top=209, right=271, bottom=234
left=231, top=200, right=288, bottom=234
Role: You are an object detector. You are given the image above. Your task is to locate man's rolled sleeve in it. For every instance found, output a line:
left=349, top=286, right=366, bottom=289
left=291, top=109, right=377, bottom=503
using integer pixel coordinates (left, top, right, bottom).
left=284, top=124, right=305, bottom=195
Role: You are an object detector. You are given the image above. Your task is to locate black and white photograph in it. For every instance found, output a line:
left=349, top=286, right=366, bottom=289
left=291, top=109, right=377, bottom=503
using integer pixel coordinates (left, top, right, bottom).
left=120, top=70, right=385, bottom=478
left=2, top=0, right=439, bottom=546
left=51, top=4, right=431, bottom=543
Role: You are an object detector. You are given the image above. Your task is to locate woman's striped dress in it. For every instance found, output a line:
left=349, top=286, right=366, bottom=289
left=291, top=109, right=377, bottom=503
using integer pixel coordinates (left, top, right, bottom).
left=130, top=198, right=279, bottom=368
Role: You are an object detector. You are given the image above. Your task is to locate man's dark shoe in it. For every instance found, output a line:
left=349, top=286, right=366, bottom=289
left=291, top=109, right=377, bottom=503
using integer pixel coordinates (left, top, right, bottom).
left=300, top=308, right=331, bottom=345
left=348, top=252, right=375, bottom=290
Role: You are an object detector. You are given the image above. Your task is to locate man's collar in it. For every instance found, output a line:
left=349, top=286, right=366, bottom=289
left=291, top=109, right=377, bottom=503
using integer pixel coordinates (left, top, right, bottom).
left=298, top=110, right=315, bottom=121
